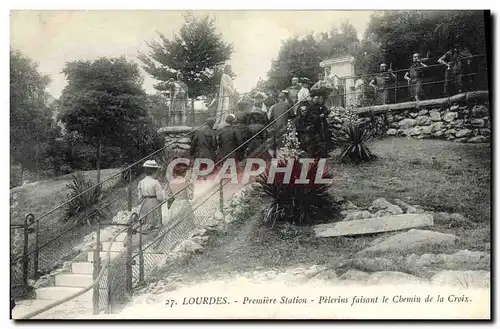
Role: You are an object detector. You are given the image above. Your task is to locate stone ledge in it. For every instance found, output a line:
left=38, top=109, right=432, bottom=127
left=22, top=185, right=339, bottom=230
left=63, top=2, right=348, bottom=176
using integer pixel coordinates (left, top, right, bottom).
left=356, top=90, right=489, bottom=116
left=157, top=126, right=194, bottom=135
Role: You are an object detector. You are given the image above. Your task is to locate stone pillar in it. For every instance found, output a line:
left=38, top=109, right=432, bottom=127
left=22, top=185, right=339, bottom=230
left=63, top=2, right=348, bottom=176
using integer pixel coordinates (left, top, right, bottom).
left=320, top=55, right=356, bottom=108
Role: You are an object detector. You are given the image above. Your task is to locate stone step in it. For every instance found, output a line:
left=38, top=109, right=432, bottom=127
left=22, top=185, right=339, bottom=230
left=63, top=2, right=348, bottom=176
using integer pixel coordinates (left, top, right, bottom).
left=55, top=273, right=93, bottom=288
left=35, top=286, right=93, bottom=302
left=87, top=251, right=122, bottom=262
left=314, top=214, right=434, bottom=237
left=101, top=241, right=126, bottom=252
left=99, top=230, right=127, bottom=242
left=71, top=262, right=93, bottom=275
left=12, top=299, right=93, bottom=319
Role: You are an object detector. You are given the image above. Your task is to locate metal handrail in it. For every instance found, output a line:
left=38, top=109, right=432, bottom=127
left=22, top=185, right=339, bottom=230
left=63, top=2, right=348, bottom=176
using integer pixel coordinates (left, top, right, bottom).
left=330, top=53, right=485, bottom=82
left=337, top=70, right=488, bottom=98
left=27, top=93, right=251, bottom=225
left=17, top=213, right=137, bottom=320
left=18, top=97, right=330, bottom=318
left=12, top=191, right=131, bottom=265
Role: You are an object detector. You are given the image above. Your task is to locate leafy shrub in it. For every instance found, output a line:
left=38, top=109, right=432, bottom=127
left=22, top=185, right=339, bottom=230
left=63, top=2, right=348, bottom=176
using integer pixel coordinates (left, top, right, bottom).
left=65, top=172, right=107, bottom=225
left=333, top=121, right=377, bottom=164
left=255, top=159, right=339, bottom=226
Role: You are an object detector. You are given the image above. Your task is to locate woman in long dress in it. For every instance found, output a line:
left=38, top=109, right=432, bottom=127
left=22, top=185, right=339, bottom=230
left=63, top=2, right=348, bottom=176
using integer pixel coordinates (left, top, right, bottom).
left=153, top=163, right=196, bottom=252
left=214, top=65, right=235, bottom=130
left=137, top=160, right=166, bottom=233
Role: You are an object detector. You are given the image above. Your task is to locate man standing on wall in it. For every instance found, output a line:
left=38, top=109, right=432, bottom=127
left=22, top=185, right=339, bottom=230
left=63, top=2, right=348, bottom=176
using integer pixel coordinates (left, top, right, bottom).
left=438, top=39, right=473, bottom=97
left=405, top=53, right=428, bottom=102
left=286, top=77, right=300, bottom=106
left=369, top=63, right=396, bottom=105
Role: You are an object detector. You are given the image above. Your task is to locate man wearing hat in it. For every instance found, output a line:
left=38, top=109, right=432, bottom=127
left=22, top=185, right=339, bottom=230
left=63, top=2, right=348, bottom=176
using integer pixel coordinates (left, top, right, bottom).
left=190, top=118, right=217, bottom=179
left=138, top=160, right=172, bottom=232
left=286, top=77, right=300, bottom=105
left=297, top=78, right=311, bottom=114
left=216, top=114, right=239, bottom=165
left=251, top=92, right=268, bottom=115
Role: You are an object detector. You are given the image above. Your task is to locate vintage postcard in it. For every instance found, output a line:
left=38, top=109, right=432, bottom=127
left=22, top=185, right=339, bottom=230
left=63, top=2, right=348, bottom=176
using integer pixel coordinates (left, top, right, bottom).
left=9, top=9, right=491, bottom=320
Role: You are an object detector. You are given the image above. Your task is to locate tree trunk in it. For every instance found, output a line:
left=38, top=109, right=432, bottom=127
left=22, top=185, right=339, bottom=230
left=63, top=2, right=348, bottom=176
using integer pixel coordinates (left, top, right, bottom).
left=96, top=141, right=102, bottom=183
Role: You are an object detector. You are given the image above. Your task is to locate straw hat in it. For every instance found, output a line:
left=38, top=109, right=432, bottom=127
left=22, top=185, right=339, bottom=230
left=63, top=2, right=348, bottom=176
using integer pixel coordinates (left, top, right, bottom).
left=142, top=160, right=161, bottom=168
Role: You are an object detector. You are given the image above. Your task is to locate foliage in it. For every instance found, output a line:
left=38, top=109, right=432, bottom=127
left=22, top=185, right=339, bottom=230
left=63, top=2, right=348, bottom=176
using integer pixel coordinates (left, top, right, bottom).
left=333, top=121, right=377, bottom=164
left=267, top=33, right=324, bottom=92
left=360, top=113, right=389, bottom=138
left=59, top=56, right=152, bottom=181
left=266, top=11, right=487, bottom=96
left=365, top=11, right=487, bottom=72
left=266, top=22, right=361, bottom=92
left=139, top=12, right=234, bottom=98
left=256, top=161, right=338, bottom=226
left=255, top=123, right=339, bottom=226
left=277, top=120, right=303, bottom=159
left=65, top=172, right=107, bottom=225
left=10, top=49, right=57, bottom=177
left=147, top=93, right=170, bottom=127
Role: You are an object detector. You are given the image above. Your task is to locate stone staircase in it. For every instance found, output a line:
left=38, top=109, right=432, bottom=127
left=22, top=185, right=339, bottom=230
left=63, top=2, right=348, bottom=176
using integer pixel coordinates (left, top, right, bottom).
left=12, top=229, right=128, bottom=319
left=12, top=180, right=245, bottom=319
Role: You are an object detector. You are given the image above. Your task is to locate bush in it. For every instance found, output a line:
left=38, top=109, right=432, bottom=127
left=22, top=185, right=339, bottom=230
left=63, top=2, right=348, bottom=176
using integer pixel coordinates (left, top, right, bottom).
left=333, top=121, right=377, bottom=164
left=255, top=159, right=340, bottom=226
left=65, top=172, right=107, bottom=225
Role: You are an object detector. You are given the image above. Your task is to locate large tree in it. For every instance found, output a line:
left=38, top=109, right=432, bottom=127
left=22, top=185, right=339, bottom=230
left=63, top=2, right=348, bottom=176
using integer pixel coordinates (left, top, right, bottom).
left=10, top=49, right=56, bottom=183
left=365, top=10, right=487, bottom=72
left=139, top=12, right=234, bottom=101
left=267, top=22, right=361, bottom=92
left=59, top=57, right=151, bottom=182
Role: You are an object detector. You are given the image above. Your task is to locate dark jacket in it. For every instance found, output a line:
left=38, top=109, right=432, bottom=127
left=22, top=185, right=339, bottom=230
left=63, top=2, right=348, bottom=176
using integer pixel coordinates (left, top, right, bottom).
left=234, top=123, right=251, bottom=159
left=217, top=124, right=239, bottom=161
left=190, top=127, right=217, bottom=159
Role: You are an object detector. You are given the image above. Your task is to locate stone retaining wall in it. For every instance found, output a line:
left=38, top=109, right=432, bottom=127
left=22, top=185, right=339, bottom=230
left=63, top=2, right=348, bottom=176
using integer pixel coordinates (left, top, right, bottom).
left=329, top=91, right=490, bottom=143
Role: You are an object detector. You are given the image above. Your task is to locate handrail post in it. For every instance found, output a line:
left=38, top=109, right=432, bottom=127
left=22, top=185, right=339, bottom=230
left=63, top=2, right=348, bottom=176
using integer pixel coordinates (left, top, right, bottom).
left=33, top=219, right=39, bottom=280
left=394, top=74, right=398, bottom=104
left=219, top=179, right=224, bottom=214
left=106, top=254, right=112, bottom=314
left=22, top=214, right=31, bottom=289
left=127, top=168, right=132, bottom=212
left=138, top=219, right=144, bottom=285
left=92, top=222, right=101, bottom=315
left=125, top=213, right=136, bottom=293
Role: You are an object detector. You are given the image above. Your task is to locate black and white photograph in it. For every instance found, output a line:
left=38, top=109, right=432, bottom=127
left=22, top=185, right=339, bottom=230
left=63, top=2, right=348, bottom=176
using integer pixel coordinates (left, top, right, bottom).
left=8, top=9, right=492, bottom=320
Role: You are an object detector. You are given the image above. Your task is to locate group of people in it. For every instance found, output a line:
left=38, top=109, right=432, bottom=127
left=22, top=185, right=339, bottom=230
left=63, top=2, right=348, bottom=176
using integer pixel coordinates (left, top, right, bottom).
left=191, top=81, right=334, bottom=168
left=363, top=41, right=475, bottom=106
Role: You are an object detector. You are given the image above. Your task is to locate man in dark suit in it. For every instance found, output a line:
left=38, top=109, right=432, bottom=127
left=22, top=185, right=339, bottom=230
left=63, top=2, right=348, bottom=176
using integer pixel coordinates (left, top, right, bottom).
left=269, top=91, right=293, bottom=153
left=190, top=118, right=217, bottom=180
left=216, top=114, right=239, bottom=165
left=234, top=111, right=250, bottom=163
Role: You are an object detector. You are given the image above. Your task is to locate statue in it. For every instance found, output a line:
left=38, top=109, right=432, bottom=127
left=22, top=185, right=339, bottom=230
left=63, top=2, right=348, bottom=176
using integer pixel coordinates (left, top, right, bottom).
left=214, top=65, right=235, bottom=130
left=166, top=72, right=189, bottom=125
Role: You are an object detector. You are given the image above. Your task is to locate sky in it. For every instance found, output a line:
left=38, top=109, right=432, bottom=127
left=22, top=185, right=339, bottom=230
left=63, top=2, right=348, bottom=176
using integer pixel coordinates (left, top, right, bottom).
left=10, top=10, right=374, bottom=98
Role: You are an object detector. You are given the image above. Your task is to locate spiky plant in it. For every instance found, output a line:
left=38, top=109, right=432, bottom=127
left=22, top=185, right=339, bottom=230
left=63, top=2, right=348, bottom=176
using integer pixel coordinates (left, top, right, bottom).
left=255, top=122, right=339, bottom=227
left=256, top=159, right=338, bottom=227
left=65, top=172, right=107, bottom=225
left=333, top=121, right=377, bottom=164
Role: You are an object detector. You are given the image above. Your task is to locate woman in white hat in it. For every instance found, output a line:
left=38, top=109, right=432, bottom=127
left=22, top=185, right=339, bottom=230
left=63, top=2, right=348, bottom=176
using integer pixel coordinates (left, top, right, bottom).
left=153, top=161, right=196, bottom=252
left=138, top=160, right=170, bottom=233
